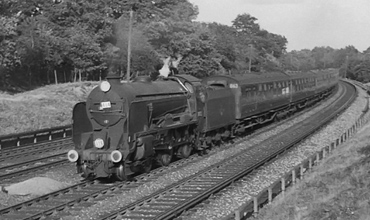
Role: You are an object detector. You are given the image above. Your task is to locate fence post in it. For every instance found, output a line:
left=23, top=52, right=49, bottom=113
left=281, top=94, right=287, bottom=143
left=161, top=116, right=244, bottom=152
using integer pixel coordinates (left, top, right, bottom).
left=322, top=147, right=326, bottom=159
left=268, top=187, right=272, bottom=204
left=235, top=208, right=241, bottom=220
left=253, top=197, right=258, bottom=217
left=316, top=152, right=320, bottom=165
left=300, top=164, right=304, bottom=179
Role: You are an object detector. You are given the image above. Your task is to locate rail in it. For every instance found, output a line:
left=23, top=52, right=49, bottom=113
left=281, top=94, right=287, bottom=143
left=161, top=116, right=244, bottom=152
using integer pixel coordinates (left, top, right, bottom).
left=223, top=81, right=369, bottom=220
left=0, top=125, right=71, bottom=150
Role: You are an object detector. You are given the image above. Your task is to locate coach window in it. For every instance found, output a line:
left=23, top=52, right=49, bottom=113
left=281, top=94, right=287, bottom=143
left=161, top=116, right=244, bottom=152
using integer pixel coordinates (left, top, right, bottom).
left=251, top=88, right=255, bottom=99
left=297, top=80, right=300, bottom=91
left=300, top=79, right=303, bottom=90
left=245, top=87, right=251, bottom=99
left=247, top=90, right=252, bottom=99
left=302, top=79, right=304, bottom=89
left=270, top=84, right=274, bottom=95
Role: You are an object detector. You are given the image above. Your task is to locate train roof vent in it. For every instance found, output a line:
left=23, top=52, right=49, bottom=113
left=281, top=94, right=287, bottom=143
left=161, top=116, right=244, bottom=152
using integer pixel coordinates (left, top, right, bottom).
left=133, top=76, right=152, bottom=83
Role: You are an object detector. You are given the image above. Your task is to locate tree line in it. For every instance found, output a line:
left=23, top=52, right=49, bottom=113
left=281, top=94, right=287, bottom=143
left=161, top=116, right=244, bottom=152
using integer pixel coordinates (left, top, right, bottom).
left=1, top=0, right=369, bottom=92
left=282, top=46, right=370, bottom=83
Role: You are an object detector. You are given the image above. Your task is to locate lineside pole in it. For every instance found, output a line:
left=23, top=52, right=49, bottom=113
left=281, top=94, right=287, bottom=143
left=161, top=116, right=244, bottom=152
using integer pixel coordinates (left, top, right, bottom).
left=126, top=9, right=133, bottom=81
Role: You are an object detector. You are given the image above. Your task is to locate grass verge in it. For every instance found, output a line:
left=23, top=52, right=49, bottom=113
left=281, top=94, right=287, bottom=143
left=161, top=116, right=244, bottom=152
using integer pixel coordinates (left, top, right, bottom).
left=0, top=82, right=98, bottom=136
left=255, top=122, right=370, bottom=220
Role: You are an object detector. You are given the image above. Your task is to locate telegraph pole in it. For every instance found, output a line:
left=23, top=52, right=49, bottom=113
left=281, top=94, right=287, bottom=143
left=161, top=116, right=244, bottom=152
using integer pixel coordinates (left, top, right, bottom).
left=248, top=44, right=252, bottom=73
left=126, top=8, right=134, bottom=81
left=344, top=55, right=348, bottom=79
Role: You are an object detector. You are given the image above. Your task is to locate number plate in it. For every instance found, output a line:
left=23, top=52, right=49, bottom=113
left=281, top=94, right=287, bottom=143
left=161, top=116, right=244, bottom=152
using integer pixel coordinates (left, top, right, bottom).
left=100, top=101, right=111, bottom=110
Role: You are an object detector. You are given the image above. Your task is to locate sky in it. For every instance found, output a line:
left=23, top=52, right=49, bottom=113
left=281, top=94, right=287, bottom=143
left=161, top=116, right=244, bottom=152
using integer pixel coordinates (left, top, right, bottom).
left=189, top=0, right=370, bottom=52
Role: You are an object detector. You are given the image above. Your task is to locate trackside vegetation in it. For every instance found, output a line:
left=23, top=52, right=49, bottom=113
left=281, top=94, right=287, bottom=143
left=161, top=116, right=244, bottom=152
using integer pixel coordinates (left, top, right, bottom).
left=2, top=0, right=369, bottom=92
left=0, top=82, right=98, bottom=136
left=255, top=122, right=370, bottom=220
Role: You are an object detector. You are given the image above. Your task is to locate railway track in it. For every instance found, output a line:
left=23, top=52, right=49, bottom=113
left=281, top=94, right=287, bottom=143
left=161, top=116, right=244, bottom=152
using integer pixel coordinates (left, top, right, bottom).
left=0, top=153, right=204, bottom=220
left=0, top=139, right=72, bottom=163
left=0, top=81, right=353, bottom=220
left=0, top=153, right=68, bottom=183
left=0, top=109, right=324, bottom=220
left=0, top=139, right=73, bottom=184
left=0, top=125, right=71, bottom=150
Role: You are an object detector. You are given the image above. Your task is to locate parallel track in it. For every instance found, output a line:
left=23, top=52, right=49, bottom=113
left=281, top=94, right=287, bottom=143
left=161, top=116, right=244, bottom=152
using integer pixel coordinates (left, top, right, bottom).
left=0, top=153, right=68, bottom=183
left=0, top=154, right=203, bottom=219
left=0, top=139, right=72, bottom=163
left=0, top=139, right=73, bottom=184
left=0, top=109, right=317, bottom=219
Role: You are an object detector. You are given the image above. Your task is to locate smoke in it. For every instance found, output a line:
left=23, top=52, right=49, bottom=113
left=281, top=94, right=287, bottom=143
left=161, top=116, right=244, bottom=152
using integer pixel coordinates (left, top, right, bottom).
left=109, top=15, right=158, bottom=77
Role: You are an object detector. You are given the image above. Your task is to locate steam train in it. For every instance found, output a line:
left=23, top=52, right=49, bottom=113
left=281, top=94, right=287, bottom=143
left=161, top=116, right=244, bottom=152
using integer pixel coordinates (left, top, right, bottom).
left=67, top=70, right=338, bottom=180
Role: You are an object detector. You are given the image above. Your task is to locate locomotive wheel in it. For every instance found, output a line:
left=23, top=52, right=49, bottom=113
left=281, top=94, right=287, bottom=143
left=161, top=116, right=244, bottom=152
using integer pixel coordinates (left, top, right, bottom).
left=177, top=144, right=192, bottom=159
left=81, top=164, right=89, bottom=178
left=114, top=165, right=127, bottom=181
left=76, top=164, right=83, bottom=173
left=157, top=151, right=173, bottom=166
left=143, top=158, right=153, bottom=173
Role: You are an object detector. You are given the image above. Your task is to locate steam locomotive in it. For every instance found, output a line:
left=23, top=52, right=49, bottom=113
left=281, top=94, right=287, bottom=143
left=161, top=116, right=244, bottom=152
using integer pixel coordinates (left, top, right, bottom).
left=67, top=70, right=338, bottom=180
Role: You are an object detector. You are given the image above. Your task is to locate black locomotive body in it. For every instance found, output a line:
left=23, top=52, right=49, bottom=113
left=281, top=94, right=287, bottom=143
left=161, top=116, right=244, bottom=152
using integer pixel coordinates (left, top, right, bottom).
left=68, top=70, right=338, bottom=180
left=69, top=74, right=203, bottom=180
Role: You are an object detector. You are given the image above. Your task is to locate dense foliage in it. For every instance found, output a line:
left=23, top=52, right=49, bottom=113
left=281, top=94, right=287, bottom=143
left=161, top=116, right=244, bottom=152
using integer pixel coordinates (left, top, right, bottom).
left=282, top=46, right=370, bottom=82
left=1, top=0, right=369, bottom=91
